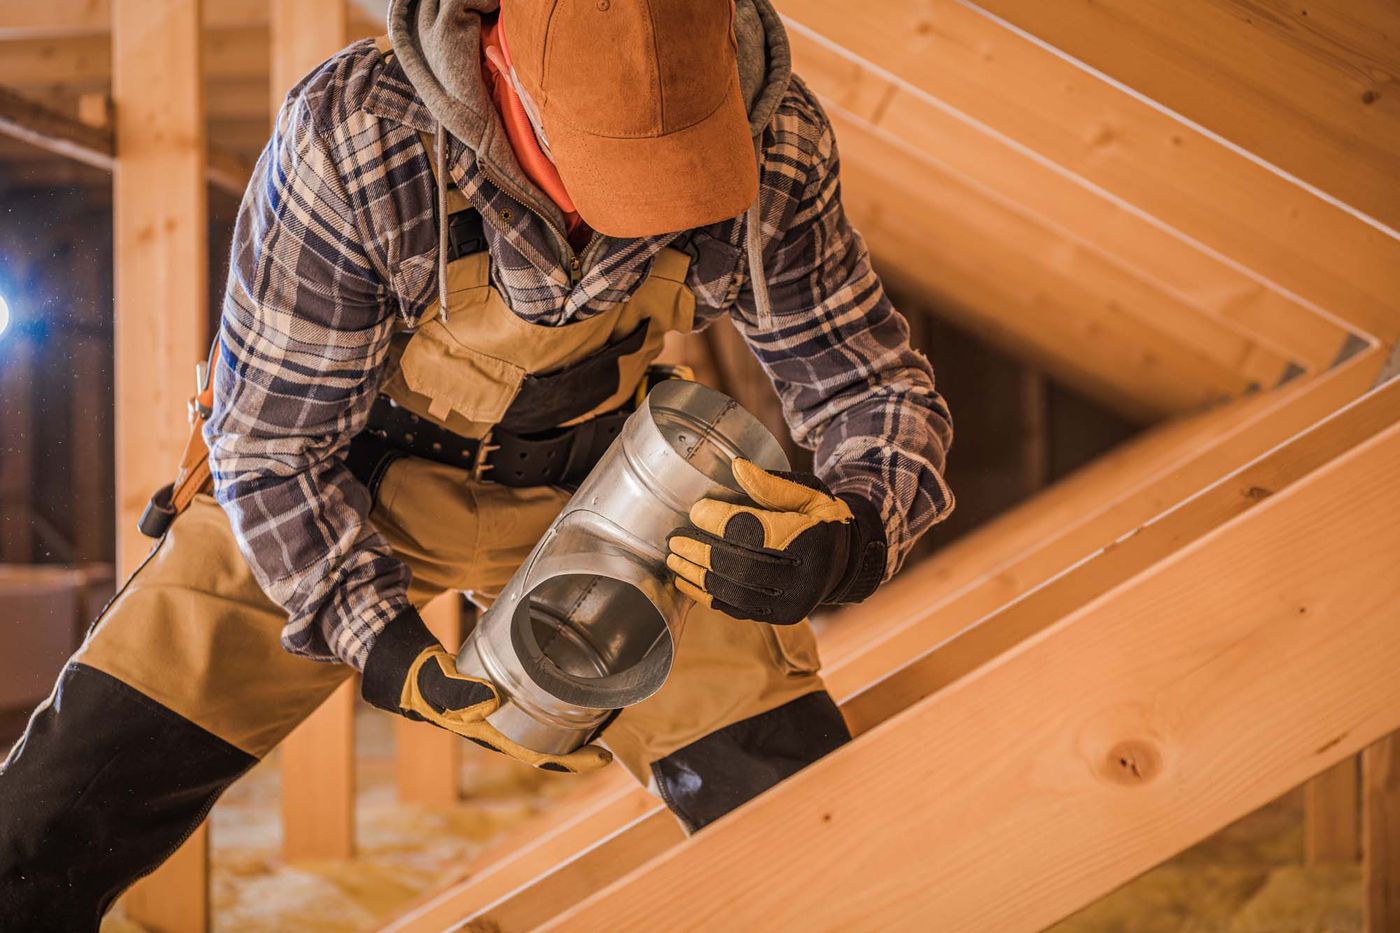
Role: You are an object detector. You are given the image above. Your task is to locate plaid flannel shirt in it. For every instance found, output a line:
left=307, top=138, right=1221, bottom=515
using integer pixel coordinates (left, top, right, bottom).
left=206, top=40, right=954, bottom=669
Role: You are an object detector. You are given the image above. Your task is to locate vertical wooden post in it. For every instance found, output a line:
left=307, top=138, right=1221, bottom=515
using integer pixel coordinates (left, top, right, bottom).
left=1305, top=756, right=1361, bottom=864
left=1364, top=733, right=1400, bottom=932
left=281, top=678, right=358, bottom=860
left=269, top=0, right=359, bottom=864
left=70, top=258, right=112, bottom=563
left=270, top=0, right=350, bottom=119
left=112, top=0, right=209, bottom=928
left=0, top=337, right=34, bottom=562
left=395, top=594, right=465, bottom=807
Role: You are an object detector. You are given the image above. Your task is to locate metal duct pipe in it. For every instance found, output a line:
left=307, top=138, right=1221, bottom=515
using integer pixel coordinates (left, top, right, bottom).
left=456, top=380, right=789, bottom=755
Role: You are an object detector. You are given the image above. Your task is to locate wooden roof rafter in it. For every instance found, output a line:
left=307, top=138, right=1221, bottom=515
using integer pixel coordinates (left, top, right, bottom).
left=556, top=392, right=1400, bottom=931
left=0, top=0, right=383, bottom=38
left=0, top=83, right=252, bottom=195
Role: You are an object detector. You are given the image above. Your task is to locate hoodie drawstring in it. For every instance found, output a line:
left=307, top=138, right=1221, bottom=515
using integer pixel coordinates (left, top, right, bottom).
left=436, top=123, right=451, bottom=322
left=746, top=135, right=773, bottom=331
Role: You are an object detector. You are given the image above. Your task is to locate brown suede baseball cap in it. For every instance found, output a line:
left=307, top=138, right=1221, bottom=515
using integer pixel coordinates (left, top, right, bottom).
left=502, top=0, right=758, bottom=237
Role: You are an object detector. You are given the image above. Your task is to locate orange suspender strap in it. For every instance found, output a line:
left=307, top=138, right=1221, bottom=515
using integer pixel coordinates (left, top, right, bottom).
left=137, top=338, right=219, bottom=538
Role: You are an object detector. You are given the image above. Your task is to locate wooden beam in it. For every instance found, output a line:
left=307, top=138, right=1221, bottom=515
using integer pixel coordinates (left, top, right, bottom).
left=112, top=2, right=209, bottom=926
left=0, top=83, right=252, bottom=195
left=0, top=30, right=272, bottom=88
left=971, top=0, right=1400, bottom=232
left=839, top=371, right=1400, bottom=734
left=1364, top=732, right=1400, bottom=932
left=395, top=594, right=463, bottom=807
left=0, top=83, right=115, bottom=171
left=552, top=414, right=1400, bottom=932
left=281, top=678, right=357, bottom=861
left=1305, top=756, right=1361, bottom=864
left=0, top=34, right=114, bottom=86
left=826, top=349, right=1382, bottom=708
left=405, top=356, right=1384, bottom=932
left=787, top=27, right=1351, bottom=376
left=0, top=0, right=227, bottom=36
left=777, top=0, right=1400, bottom=343
left=381, top=771, right=652, bottom=933
left=0, top=0, right=377, bottom=37
left=477, top=812, right=684, bottom=933
left=270, top=0, right=348, bottom=119
left=0, top=23, right=384, bottom=101
left=832, top=104, right=1294, bottom=420
left=110, top=0, right=207, bottom=567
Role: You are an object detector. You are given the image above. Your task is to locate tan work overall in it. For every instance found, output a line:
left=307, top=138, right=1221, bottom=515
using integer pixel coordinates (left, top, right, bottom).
left=74, top=176, right=827, bottom=785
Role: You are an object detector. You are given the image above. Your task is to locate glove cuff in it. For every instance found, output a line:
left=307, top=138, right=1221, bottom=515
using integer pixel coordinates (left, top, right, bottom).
left=362, top=606, right=438, bottom=713
left=827, top=493, right=888, bottom=604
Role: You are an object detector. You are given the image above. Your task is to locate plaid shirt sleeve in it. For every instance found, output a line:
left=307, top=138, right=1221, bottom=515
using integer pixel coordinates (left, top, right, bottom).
left=204, top=70, right=413, bottom=670
left=733, top=78, right=955, bottom=579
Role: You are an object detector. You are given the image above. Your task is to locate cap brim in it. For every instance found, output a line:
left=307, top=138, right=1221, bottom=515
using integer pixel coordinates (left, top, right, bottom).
left=543, top=75, right=758, bottom=238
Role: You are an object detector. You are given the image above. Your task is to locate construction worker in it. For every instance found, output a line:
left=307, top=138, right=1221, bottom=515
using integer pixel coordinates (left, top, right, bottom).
left=0, top=0, right=953, bottom=925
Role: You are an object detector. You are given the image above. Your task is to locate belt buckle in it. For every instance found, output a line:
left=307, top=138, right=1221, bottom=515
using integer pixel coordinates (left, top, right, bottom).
left=472, top=430, right=499, bottom=483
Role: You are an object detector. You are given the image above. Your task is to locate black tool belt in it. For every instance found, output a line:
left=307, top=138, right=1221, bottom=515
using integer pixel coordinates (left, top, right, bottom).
left=347, top=394, right=631, bottom=493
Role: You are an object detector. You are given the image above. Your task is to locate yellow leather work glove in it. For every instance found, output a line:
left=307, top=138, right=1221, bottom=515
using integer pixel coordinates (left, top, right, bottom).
left=363, top=610, right=612, bottom=774
left=666, top=459, right=888, bottom=626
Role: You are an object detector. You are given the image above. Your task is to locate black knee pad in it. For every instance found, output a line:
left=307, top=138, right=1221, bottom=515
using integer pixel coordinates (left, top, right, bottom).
left=0, top=663, right=255, bottom=931
left=650, top=690, right=850, bottom=833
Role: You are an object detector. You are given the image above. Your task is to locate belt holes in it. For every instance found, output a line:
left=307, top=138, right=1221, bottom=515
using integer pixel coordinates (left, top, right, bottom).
left=432, top=442, right=442, bottom=452
left=404, top=433, right=415, bottom=443
left=519, top=451, right=527, bottom=459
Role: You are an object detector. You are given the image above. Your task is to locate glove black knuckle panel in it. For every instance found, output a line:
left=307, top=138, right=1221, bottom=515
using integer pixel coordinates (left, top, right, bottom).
left=420, top=666, right=491, bottom=714
left=722, top=511, right=768, bottom=549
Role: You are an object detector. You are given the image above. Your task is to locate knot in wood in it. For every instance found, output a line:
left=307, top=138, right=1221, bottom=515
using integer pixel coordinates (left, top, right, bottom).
left=1101, top=739, right=1162, bottom=787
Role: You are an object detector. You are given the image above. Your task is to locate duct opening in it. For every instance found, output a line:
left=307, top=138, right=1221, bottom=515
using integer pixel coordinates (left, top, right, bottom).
left=510, top=572, right=673, bottom=710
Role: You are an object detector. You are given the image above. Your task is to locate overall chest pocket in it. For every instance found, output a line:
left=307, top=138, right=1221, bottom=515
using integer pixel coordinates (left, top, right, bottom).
left=397, top=318, right=526, bottom=425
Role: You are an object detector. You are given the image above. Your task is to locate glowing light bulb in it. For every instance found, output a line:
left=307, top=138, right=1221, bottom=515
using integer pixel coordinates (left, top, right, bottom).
left=0, top=294, right=9, bottom=339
